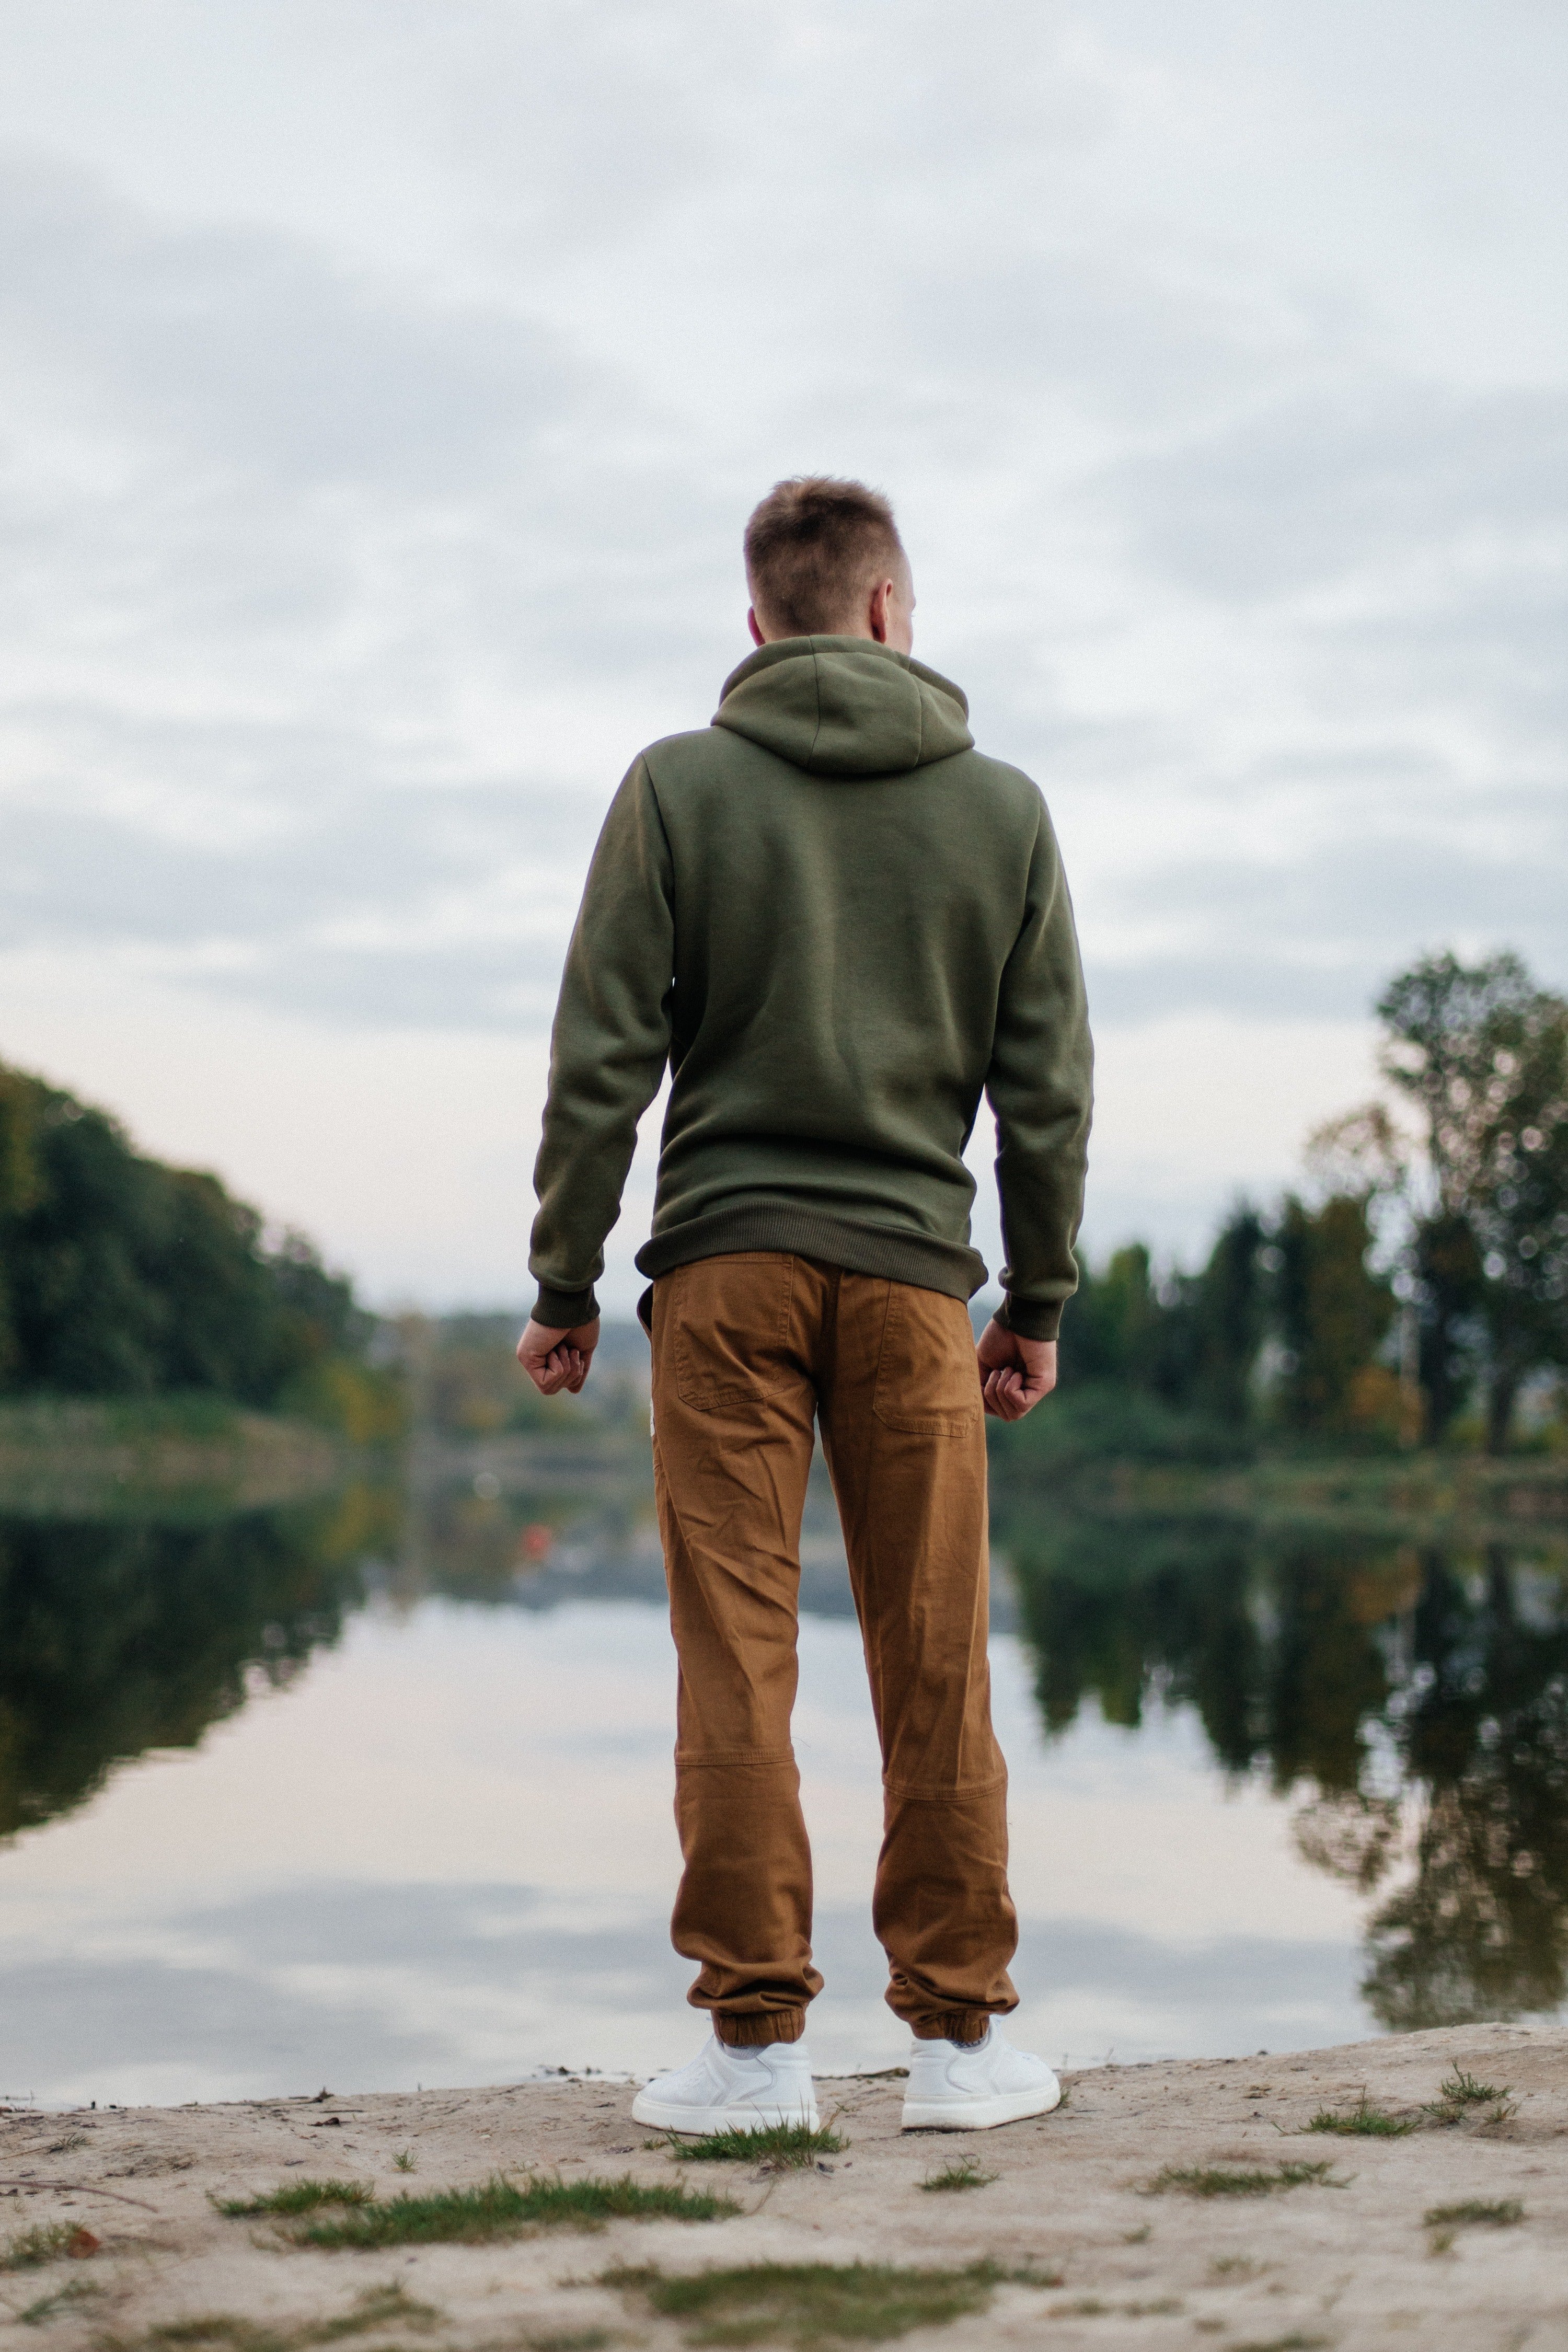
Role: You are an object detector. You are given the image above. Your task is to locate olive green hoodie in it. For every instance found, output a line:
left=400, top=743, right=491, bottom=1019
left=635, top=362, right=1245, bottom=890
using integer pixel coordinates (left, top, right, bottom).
left=529, top=636, right=1092, bottom=1341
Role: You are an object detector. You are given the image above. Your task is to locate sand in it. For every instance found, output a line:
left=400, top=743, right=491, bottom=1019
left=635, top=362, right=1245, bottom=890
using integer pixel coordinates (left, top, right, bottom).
left=3, top=2022, right=1564, bottom=2351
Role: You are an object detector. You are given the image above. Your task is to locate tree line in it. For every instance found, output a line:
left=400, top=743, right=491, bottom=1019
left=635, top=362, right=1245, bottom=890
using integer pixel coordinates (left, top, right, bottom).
left=1046, top=949, right=1568, bottom=1456
left=0, top=1057, right=399, bottom=1435
left=3, top=942, right=1562, bottom=1453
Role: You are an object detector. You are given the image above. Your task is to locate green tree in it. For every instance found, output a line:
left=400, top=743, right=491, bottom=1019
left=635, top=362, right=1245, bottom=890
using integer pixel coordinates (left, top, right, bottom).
left=0, top=1070, right=43, bottom=1385
left=1271, top=1192, right=1397, bottom=1439
left=1379, top=951, right=1568, bottom=1451
left=0, top=1057, right=394, bottom=1423
left=1187, top=1206, right=1270, bottom=1424
left=1054, top=1209, right=1268, bottom=1427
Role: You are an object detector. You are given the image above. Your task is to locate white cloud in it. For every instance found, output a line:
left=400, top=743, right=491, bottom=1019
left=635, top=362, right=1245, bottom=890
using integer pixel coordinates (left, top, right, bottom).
left=0, top=2, right=1562, bottom=1295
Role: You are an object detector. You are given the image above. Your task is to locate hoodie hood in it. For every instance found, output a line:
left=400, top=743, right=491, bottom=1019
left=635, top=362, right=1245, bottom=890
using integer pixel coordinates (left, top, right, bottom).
left=712, top=636, right=974, bottom=778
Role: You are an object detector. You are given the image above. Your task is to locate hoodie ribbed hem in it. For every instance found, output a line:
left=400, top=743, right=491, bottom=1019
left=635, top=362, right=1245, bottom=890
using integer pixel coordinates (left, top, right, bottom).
left=635, top=1204, right=987, bottom=1302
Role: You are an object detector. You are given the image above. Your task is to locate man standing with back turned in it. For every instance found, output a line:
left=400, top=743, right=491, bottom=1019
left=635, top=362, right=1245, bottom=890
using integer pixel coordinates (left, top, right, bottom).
left=517, top=479, right=1092, bottom=2134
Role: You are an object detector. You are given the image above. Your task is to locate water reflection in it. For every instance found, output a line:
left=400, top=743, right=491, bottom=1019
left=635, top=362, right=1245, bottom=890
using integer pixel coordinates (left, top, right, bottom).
left=3, top=1448, right=1566, bottom=2056
left=0, top=1488, right=389, bottom=1838
left=1000, top=1503, right=1568, bottom=2031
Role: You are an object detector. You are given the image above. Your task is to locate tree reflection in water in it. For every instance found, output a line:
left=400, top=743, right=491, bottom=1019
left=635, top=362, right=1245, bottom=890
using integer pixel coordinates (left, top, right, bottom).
left=1001, top=1503, right=1568, bottom=2031
left=0, top=1487, right=393, bottom=1840
left=7, top=1463, right=1566, bottom=2041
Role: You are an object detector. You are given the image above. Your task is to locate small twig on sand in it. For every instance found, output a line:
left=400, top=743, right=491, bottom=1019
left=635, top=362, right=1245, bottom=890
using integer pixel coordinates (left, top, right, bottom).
left=0, top=2181, right=157, bottom=2209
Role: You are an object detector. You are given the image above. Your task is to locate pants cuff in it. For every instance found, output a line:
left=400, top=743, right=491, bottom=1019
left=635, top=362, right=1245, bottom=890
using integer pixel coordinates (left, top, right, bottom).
left=712, top=2009, right=806, bottom=2048
left=915, top=2011, right=992, bottom=2045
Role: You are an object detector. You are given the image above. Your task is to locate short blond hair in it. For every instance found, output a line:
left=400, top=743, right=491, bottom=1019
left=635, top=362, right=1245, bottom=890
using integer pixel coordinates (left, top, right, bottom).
left=743, top=476, right=906, bottom=638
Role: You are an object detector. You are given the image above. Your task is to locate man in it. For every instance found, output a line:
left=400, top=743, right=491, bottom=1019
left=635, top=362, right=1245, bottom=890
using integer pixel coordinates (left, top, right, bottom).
left=517, top=477, right=1092, bottom=2134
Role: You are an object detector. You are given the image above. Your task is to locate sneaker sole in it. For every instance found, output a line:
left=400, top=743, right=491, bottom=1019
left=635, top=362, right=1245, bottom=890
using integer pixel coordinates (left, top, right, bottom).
left=630, top=2088, right=821, bottom=2135
left=900, top=2080, right=1062, bottom=2131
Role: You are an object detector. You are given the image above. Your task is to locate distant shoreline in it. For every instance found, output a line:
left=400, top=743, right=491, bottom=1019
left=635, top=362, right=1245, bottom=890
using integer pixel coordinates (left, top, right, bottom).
left=0, top=1397, right=357, bottom=1517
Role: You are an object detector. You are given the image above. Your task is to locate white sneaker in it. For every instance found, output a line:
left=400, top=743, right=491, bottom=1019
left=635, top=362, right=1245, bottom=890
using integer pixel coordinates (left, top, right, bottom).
left=631, top=2034, right=820, bottom=2136
left=901, top=2021, right=1062, bottom=2130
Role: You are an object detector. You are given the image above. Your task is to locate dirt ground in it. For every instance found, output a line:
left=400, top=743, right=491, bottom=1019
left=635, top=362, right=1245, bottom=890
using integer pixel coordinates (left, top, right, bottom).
left=3, top=2022, right=1564, bottom=2352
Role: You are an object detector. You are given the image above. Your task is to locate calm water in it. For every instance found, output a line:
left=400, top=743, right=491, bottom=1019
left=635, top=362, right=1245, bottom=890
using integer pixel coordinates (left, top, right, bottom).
left=3, top=1437, right=1566, bottom=2105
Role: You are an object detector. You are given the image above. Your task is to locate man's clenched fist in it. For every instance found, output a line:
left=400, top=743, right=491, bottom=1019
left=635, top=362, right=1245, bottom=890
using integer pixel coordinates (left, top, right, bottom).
left=976, top=1318, right=1057, bottom=1421
left=516, top=1316, right=600, bottom=1396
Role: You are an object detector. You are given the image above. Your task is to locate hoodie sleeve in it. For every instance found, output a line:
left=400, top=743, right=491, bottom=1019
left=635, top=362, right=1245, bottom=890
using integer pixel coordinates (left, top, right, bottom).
left=984, top=802, right=1093, bottom=1342
left=528, top=757, right=674, bottom=1326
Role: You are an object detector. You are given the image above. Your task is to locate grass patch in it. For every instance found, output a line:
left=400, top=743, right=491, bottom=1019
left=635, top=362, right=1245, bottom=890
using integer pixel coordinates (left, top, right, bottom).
left=299, top=2284, right=443, bottom=2343
left=605, top=2260, right=1053, bottom=2348
left=1306, top=2091, right=1414, bottom=2138
left=1425, top=2197, right=1524, bottom=2255
left=268, top=2172, right=738, bottom=2249
left=1433, top=2068, right=1504, bottom=2107
left=16, top=2280, right=102, bottom=2326
left=663, top=2124, right=844, bottom=2170
left=1229, top=2337, right=1329, bottom=2351
left=1046, top=2301, right=1182, bottom=2321
left=1142, top=2161, right=1345, bottom=2199
left=392, top=2151, right=418, bottom=2173
left=134, top=2287, right=444, bottom=2352
left=1422, top=2067, right=1511, bottom=2124
left=215, top=2180, right=375, bottom=2218
left=1425, top=2198, right=1523, bottom=2231
left=1, top=2226, right=94, bottom=2274
left=919, top=2157, right=996, bottom=2194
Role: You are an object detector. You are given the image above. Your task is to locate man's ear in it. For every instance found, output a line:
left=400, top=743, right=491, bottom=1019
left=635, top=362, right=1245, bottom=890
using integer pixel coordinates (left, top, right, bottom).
left=747, top=606, right=765, bottom=647
left=867, top=578, right=892, bottom=644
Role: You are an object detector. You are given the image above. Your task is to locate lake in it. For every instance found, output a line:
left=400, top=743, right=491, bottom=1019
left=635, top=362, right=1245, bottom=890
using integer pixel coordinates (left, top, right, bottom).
left=3, top=1421, right=1566, bottom=2106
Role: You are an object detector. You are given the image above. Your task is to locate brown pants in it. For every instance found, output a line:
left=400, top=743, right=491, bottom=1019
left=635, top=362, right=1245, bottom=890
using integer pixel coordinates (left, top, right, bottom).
left=650, top=1252, right=1019, bottom=2047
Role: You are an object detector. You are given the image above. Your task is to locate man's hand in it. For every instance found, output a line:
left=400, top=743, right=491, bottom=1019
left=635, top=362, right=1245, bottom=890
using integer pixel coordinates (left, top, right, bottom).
left=516, top=1316, right=600, bottom=1396
left=976, top=1317, right=1057, bottom=1421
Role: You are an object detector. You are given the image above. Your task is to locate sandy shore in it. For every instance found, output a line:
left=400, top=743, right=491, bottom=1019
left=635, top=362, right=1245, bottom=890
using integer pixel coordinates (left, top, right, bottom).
left=3, top=2023, right=1564, bottom=2351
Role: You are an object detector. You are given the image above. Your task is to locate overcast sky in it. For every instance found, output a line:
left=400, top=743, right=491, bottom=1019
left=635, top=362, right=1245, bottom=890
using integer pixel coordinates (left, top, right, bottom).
left=2, top=2, right=1563, bottom=1306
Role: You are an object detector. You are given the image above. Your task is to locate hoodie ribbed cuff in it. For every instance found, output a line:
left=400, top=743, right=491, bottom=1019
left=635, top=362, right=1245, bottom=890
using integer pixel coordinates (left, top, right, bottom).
left=531, top=1284, right=599, bottom=1331
left=997, top=1295, right=1064, bottom=1343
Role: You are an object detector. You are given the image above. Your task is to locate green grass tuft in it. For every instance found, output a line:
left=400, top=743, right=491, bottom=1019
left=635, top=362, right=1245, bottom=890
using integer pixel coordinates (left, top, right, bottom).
left=16, top=2280, right=102, bottom=2326
left=1425, top=2198, right=1523, bottom=2230
left=664, top=2123, right=845, bottom=2169
left=919, top=2157, right=996, bottom=2194
left=1422, top=2067, right=1508, bottom=2122
left=1046, top=2300, right=1183, bottom=2320
left=145, top=2285, right=443, bottom=2352
left=147, top=2324, right=282, bottom=2350
left=1306, top=2092, right=1414, bottom=2138
left=605, top=2259, right=1050, bottom=2348
left=264, top=2172, right=738, bottom=2249
left=1, top=2226, right=82, bottom=2274
left=392, top=2150, right=418, bottom=2174
left=305, top=2285, right=444, bottom=2342
left=1228, top=2336, right=1329, bottom=2351
left=215, top=2180, right=375, bottom=2218
left=1143, top=2161, right=1344, bottom=2199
